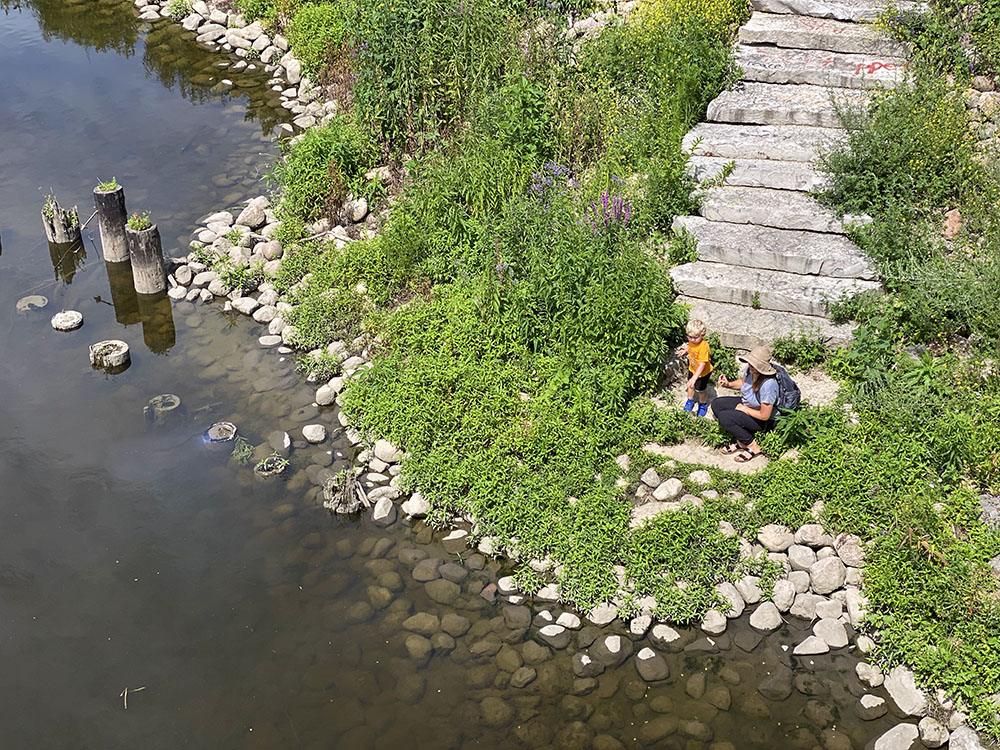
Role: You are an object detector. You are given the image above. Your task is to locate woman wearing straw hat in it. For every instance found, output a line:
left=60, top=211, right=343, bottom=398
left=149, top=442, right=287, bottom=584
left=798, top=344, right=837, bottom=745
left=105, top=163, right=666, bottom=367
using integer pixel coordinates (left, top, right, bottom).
left=711, top=346, right=779, bottom=463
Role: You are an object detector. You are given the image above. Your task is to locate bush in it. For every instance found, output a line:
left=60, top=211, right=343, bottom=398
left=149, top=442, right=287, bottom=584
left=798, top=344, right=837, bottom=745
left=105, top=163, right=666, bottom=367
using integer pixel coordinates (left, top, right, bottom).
left=773, top=328, right=831, bottom=370
left=286, top=2, right=352, bottom=80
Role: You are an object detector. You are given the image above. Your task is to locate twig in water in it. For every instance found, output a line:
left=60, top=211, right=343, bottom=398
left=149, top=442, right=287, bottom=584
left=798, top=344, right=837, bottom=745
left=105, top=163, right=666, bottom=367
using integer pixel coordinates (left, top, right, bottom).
left=79, top=209, right=99, bottom=231
left=120, top=686, right=146, bottom=709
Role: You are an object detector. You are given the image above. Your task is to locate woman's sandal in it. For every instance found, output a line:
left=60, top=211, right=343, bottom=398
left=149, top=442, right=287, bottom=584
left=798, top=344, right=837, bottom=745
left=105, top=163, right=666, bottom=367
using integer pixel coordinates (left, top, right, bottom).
left=735, top=448, right=761, bottom=463
left=721, top=442, right=742, bottom=455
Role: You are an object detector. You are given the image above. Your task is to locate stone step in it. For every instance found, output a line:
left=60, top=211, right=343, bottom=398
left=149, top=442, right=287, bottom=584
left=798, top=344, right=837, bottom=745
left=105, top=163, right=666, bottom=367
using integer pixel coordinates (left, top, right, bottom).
left=739, top=12, right=910, bottom=56
left=673, top=215, right=876, bottom=279
left=675, top=297, right=857, bottom=349
left=687, top=155, right=829, bottom=191
left=700, top=186, right=868, bottom=233
left=670, top=261, right=881, bottom=318
left=736, top=44, right=907, bottom=89
left=706, top=82, right=869, bottom=128
left=749, top=0, right=922, bottom=23
left=683, top=123, right=844, bottom=163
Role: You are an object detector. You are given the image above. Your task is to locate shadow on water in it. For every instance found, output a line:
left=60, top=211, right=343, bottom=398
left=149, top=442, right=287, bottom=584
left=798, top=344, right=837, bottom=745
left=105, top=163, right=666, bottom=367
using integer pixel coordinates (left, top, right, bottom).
left=136, top=289, right=176, bottom=354
left=47, top=237, right=87, bottom=283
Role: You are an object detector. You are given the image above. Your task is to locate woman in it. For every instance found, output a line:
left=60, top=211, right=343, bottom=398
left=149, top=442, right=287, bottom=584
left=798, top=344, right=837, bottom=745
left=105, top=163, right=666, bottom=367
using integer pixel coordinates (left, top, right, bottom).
left=711, top=346, right=779, bottom=463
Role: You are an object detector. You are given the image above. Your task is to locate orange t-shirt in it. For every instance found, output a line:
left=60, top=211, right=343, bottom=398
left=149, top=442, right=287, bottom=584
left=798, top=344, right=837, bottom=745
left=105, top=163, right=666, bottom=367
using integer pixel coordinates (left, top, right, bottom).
left=687, top=340, right=712, bottom=375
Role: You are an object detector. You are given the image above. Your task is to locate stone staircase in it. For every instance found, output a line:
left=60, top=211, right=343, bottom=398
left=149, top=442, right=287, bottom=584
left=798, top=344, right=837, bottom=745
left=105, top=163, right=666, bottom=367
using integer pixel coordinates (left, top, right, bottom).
left=669, top=0, right=913, bottom=350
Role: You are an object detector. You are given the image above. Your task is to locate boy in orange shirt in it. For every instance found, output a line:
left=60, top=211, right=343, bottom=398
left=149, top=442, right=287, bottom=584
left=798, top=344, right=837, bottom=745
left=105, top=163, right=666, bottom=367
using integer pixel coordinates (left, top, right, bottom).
left=675, top=319, right=712, bottom=417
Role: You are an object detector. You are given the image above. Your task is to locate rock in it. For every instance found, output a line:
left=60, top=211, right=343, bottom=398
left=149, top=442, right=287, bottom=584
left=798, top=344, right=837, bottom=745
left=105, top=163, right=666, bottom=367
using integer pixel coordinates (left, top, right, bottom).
left=556, top=612, right=581, bottom=629
left=404, top=635, right=432, bottom=664
left=809, top=557, right=846, bottom=595
left=50, top=310, right=83, bottom=331
left=736, top=576, right=763, bottom=604
left=640, top=468, right=660, bottom=487
left=502, top=605, right=531, bottom=629
left=284, top=57, right=302, bottom=85
left=372, top=496, right=396, bottom=527
left=686, top=672, right=706, bottom=699
left=689, top=469, right=712, bottom=485
left=586, top=602, right=617, bottom=626
left=591, top=635, right=631, bottom=667
left=650, top=624, right=684, bottom=651
left=790, top=592, right=823, bottom=620
left=919, top=717, right=948, bottom=748
left=411, top=558, right=441, bottom=582
left=374, top=439, right=402, bottom=463
left=871, top=723, right=917, bottom=749
left=302, top=424, right=327, bottom=443
left=479, top=696, right=513, bottom=728
left=510, top=666, right=536, bottom=688
left=845, top=587, right=869, bottom=626
left=943, top=208, right=962, bottom=240
left=788, top=544, right=817, bottom=571
left=758, top=665, right=793, bottom=700
left=425, top=579, right=460, bottom=605
left=788, top=570, right=810, bottom=592
left=401, top=493, right=430, bottom=517
left=706, top=685, right=732, bottom=711
left=315, top=383, right=338, bottom=406
left=635, top=648, right=669, bottom=681
left=856, top=662, right=884, bottom=688
left=834, top=533, right=865, bottom=567
left=538, top=624, right=571, bottom=649
left=346, top=197, right=369, bottom=223
left=232, top=296, right=259, bottom=315
left=815, top=598, right=843, bottom=619
left=884, top=666, right=927, bottom=717
left=749, top=601, right=782, bottom=632
left=813, top=618, right=848, bottom=648
left=715, top=582, right=745, bottom=618
left=629, top=614, right=652, bottom=637
left=495, top=644, right=523, bottom=672
left=795, top=523, right=834, bottom=547
left=949, top=726, right=986, bottom=750
left=572, top=652, right=605, bottom=678
left=637, top=716, right=678, bottom=744
left=758, top=524, right=794, bottom=551
left=773, top=579, right=796, bottom=612
left=652, top=477, right=683, bottom=501
left=403, top=612, right=440, bottom=636
left=680, top=720, right=713, bottom=742
left=701, top=609, right=728, bottom=635
left=792, top=636, right=829, bottom=655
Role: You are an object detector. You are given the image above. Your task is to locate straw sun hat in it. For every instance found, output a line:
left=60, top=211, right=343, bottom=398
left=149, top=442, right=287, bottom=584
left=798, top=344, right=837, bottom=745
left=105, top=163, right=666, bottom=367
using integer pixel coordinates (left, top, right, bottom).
left=736, top=346, right=777, bottom=376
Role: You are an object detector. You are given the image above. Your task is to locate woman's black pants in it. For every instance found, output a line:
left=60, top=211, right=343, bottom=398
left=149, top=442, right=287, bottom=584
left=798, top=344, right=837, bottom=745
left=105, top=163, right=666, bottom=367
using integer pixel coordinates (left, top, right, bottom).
left=711, top=396, right=773, bottom=445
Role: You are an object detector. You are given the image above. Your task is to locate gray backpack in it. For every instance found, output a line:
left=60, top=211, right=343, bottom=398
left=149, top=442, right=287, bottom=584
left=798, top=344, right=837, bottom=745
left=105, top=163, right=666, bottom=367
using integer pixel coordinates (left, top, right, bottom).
left=772, top=364, right=801, bottom=415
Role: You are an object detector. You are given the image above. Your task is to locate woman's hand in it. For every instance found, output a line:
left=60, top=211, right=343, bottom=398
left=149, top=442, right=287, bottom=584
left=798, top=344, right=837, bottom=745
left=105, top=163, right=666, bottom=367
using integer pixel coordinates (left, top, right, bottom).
left=718, top=374, right=730, bottom=388
left=735, top=403, right=748, bottom=414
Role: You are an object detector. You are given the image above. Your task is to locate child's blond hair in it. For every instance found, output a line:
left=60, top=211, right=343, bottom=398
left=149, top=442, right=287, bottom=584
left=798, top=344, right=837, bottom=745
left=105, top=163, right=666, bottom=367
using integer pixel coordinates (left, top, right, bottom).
left=686, top=319, right=707, bottom=339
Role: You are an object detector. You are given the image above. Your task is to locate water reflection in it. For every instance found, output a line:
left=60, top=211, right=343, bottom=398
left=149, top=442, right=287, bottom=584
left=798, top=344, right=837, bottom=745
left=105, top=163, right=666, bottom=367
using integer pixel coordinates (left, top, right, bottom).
left=46, top=237, right=87, bottom=283
left=104, top=259, right=141, bottom=325
left=136, top=289, right=176, bottom=354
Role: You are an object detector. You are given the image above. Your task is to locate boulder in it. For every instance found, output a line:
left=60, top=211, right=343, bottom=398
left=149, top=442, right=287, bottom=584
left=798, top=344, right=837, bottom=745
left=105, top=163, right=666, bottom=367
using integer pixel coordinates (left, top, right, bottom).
left=372, top=496, right=396, bottom=527
left=809, top=557, right=846, bottom=595
left=918, top=717, right=948, bottom=748
left=813, top=618, right=848, bottom=648
left=773, top=579, right=796, bottom=612
left=701, top=609, right=728, bottom=635
left=758, top=524, right=794, bottom=552
left=792, top=636, right=829, bottom=655
left=715, top=581, right=745, bottom=618
left=572, top=652, right=605, bottom=678
left=856, top=662, right=884, bottom=688
left=652, top=477, right=683, bottom=501
left=749, top=601, right=782, bottom=632
left=884, top=666, right=927, bottom=717
left=635, top=648, right=670, bottom=681
left=871, top=723, right=918, bottom=750
left=537, top=624, right=571, bottom=649
left=949, top=726, right=986, bottom=750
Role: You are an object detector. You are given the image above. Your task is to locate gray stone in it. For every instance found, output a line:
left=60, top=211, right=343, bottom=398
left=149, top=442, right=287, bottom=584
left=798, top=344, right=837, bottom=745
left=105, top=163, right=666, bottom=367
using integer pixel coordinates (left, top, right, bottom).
left=479, top=696, right=513, bottom=728
left=652, top=477, right=683, bottom=501
left=689, top=469, right=712, bottom=485
left=687, top=154, right=829, bottom=192
left=302, top=424, right=326, bottom=443
left=835, top=533, right=866, bottom=567
left=758, top=665, right=793, bottom=700
left=870, top=723, right=918, bottom=749
left=809, top=557, right=847, bottom=595
left=758, top=524, right=794, bottom=552
left=773, top=579, right=796, bottom=612
left=635, top=647, right=670, bottom=681
left=372, top=496, right=396, bottom=527
left=885, top=665, right=927, bottom=717
left=683, top=122, right=843, bottom=163
left=748, top=0, right=920, bottom=23
left=706, top=81, right=869, bottom=128
left=736, top=576, right=763, bottom=604
left=949, top=726, right=986, bottom=750
left=715, top=581, right=745, bottom=618
left=739, top=9, right=910, bottom=55
left=788, top=570, right=811, bottom=592
left=793, top=635, right=830, bottom=655
left=411, top=558, right=442, bottom=582
left=425, top=579, right=460, bottom=605
left=510, top=666, right=537, bottom=688
left=441, top=613, right=470, bottom=637
left=572, top=652, right=605, bottom=678
left=637, top=716, right=678, bottom=744
left=671, top=259, right=879, bottom=318
left=736, top=44, right=906, bottom=89
left=591, top=634, right=631, bottom=667
left=404, top=634, right=432, bottom=664
left=795, top=523, right=836, bottom=547
left=284, top=58, right=302, bottom=84
left=586, top=602, right=617, bottom=626
left=650, top=624, right=684, bottom=651
left=813, top=618, right=848, bottom=648
left=502, top=605, right=531, bottom=629
left=537, top=624, right=570, bottom=649
left=788, top=544, right=817, bottom=571
left=790, top=592, right=823, bottom=620
left=918, top=717, right=949, bottom=748
left=749, top=601, right=782, bottom=632
left=374, top=439, right=401, bottom=463
left=815, top=598, right=843, bottom=620
left=640, top=468, right=660, bottom=487
left=701, top=609, right=728, bottom=635
left=236, top=198, right=268, bottom=230
left=856, top=662, right=884, bottom=688
left=403, top=612, right=440, bottom=636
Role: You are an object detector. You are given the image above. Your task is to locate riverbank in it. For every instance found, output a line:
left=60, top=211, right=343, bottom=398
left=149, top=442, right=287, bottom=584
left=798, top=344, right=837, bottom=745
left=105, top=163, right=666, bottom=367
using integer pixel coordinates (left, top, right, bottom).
left=124, top=0, right=1000, bottom=747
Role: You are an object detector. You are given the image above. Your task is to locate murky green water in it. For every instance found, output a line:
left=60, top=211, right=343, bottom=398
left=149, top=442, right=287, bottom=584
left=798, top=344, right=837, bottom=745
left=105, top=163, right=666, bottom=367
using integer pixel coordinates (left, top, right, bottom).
left=0, top=2, right=909, bottom=748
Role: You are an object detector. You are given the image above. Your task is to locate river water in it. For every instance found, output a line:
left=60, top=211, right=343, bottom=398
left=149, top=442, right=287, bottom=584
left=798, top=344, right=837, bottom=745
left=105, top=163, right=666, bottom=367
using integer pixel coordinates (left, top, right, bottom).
left=0, top=2, right=907, bottom=748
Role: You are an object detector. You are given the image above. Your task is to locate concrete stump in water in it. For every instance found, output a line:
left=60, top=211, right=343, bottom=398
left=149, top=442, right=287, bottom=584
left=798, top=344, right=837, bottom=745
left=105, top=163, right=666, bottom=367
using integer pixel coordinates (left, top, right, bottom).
left=89, top=340, right=130, bottom=372
left=93, top=184, right=129, bottom=263
left=125, top=224, right=166, bottom=294
left=50, top=310, right=83, bottom=331
left=41, top=198, right=81, bottom=245
left=143, top=394, right=182, bottom=425
left=205, top=422, right=237, bottom=443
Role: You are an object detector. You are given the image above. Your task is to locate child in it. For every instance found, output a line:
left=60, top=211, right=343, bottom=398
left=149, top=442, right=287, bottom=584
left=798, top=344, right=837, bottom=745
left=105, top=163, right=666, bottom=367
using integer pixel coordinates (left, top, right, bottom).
left=675, top=319, right=712, bottom=417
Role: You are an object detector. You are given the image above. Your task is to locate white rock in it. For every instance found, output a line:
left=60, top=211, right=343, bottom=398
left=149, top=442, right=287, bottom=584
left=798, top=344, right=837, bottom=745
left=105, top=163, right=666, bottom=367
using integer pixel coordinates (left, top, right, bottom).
left=871, top=724, right=917, bottom=750
left=650, top=624, right=683, bottom=651
left=749, top=601, right=782, bottom=632
left=50, top=310, right=83, bottom=331
left=787, top=543, right=817, bottom=571
left=736, top=576, right=762, bottom=604
left=715, top=582, right=745, bottom=618
left=949, top=726, right=986, bottom=750
left=845, top=587, right=869, bottom=626
left=284, top=57, right=301, bottom=84
left=640, top=468, right=660, bottom=487
left=689, top=469, right=712, bottom=485
left=856, top=662, right=884, bottom=688
left=814, top=599, right=843, bottom=619
left=918, top=717, right=949, bottom=748
left=772, top=579, right=796, bottom=612
left=401, top=493, right=430, bottom=517
left=587, top=602, right=618, bottom=626
left=556, top=612, right=581, bottom=629
left=809, top=556, right=846, bottom=595
left=792, top=635, right=829, bottom=655
left=497, top=576, right=517, bottom=595
left=302, top=424, right=326, bottom=443
left=374, top=439, right=402, bottom=463
left=758, top=524, right=794, bottom=552
left=315, top=384, right=338, bottom=406
left=372, top=496, right=397, bottom=527
left=232, top=296, right=259, bottom=315
left=629, top=614, right=652, bottom=637
left=813, top=618, right=848, bottom=648
left=857, top=694, right=888, bottom=720
left=884, top=665, right=927, bottom=717
left=835, top=532, right=865, bottom=566
left=635, top=648, right=670, bottom=681
left=653, top=477, right=683, bottom=501
left=701, top=609, right=728, bottom=635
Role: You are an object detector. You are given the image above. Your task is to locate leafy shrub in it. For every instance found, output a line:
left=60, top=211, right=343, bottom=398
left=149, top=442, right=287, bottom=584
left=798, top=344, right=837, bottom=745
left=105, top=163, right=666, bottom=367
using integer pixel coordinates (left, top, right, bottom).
left=286, top=1, right=352, bottom=80
left=773, top=328, right=831, bottom=370
left=96, top=177, right=119, bottom=191
left=127, top=211, right=152, bottom=230
left=165, top=0, right=192, bottom=20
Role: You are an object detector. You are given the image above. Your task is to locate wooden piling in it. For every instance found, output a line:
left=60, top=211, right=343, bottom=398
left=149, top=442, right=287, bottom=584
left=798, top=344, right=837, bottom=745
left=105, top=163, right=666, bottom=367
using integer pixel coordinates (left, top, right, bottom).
left=41, top=198, right=81, bottom=245
left=125, top=223, right=166, bottom=295
left=93, top=184, right=129, bottom=263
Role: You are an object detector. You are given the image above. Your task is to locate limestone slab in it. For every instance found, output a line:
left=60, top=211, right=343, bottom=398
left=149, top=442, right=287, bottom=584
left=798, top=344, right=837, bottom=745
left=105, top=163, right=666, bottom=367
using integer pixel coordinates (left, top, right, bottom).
left=684, top=122, right=844, bottom=162
left=749, top=0, right=922, bottom=22
left=736, top=44, right=907, bottom=89
left=675, top=297, right=856, bottom=349
left=707, top=82, right=869, bottom=128
left=699, top=185, right=866, bottom=233
left=671, top=261, right=879, bottom=317
left=673, top=215, right=875, bottom=279
left=686, top=154, right=830, bottom=191
left=739, top=12, right=910, bottom=56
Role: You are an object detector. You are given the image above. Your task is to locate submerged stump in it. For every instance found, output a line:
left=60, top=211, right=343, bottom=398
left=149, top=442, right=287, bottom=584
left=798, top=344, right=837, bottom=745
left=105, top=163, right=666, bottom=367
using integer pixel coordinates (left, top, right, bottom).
left=93, top=184, right=129, bottom=263
left=126, top=223, right=166, bottom=295
left=89, top=339, right=130, bottom=373
left=41, top=198, right=81, bottom=245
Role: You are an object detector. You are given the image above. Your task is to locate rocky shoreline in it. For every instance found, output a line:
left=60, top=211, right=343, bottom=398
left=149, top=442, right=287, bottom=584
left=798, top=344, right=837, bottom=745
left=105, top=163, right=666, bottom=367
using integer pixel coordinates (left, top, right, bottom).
left=136, top=1, right=989, bottom=747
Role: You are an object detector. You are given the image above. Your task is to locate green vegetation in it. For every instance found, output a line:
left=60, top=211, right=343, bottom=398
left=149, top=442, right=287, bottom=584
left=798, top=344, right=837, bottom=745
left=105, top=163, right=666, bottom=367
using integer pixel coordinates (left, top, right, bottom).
left=127, top=211, right=152, bottom=231
left=772, top=328, right=830, bottom=370
left=231, top=436, right=254, bottom=465
left=285, top=1, right=351, bottom=80
left=165, top=0, right=191, bottom=20
left=96, top=177, right=119, bottom=192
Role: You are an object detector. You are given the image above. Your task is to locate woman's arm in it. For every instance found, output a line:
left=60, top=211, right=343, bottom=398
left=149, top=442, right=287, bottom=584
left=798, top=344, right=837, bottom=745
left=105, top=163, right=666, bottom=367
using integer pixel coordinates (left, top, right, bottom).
left=736, top=402, right=774, bottom=420
left=718, top=375, right=743, bottom=389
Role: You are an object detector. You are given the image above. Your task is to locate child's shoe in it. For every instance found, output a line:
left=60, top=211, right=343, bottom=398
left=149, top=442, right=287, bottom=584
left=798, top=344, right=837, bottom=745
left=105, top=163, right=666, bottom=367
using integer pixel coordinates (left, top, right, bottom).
left=683, top=399, right=695, bottom=412
left=697, top=403, right=708, bottom=418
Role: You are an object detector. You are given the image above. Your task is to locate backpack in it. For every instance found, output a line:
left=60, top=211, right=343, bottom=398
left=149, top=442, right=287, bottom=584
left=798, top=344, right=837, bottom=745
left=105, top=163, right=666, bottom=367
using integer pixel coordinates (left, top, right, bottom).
left=772, top=364, right=801, bottom=415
